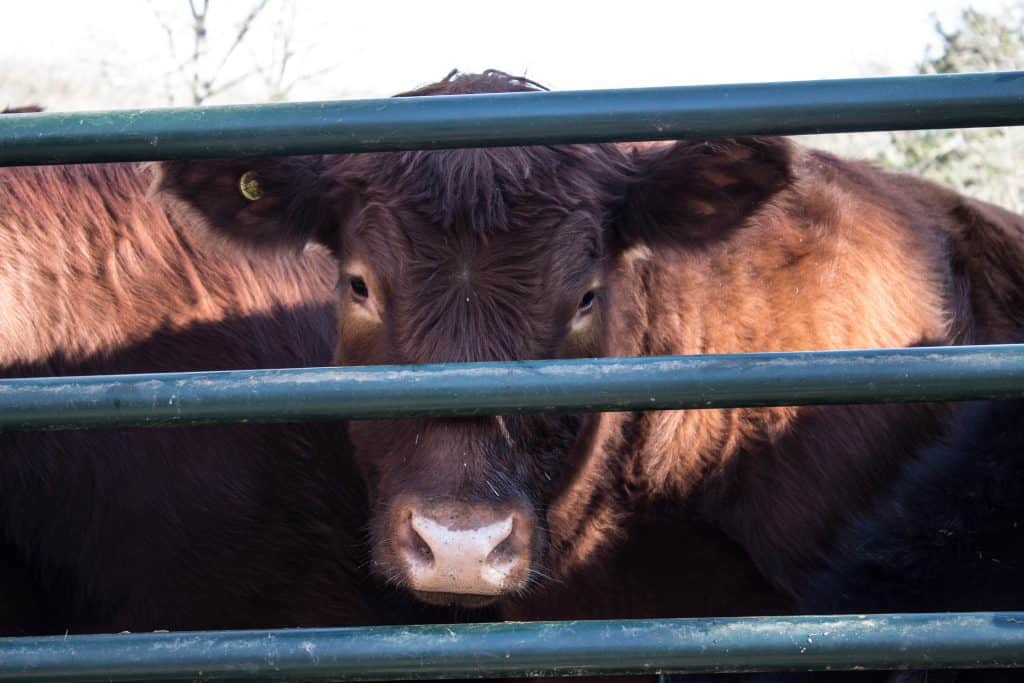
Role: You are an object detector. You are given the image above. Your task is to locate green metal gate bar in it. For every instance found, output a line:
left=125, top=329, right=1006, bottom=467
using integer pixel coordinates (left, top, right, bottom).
left=1, top=344, right=1022, bottom=430
left=1, top=71, right=1022, bottom=166
left=2, top=613, right=1022, bottom=681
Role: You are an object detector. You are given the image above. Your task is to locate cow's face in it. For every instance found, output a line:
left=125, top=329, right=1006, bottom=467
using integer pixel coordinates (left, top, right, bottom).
left=156, top=72, right=791, bottom=607
left=329, top=146, right=620, bottom=606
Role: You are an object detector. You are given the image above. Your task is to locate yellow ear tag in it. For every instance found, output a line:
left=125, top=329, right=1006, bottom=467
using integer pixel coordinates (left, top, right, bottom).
left=239, top=170, right=264, bottom=201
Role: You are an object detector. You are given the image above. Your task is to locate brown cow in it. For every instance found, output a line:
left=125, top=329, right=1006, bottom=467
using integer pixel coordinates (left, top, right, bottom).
left=155, top=70, right=1024, bottom=616
left=0, top=162, right=455, bottom=633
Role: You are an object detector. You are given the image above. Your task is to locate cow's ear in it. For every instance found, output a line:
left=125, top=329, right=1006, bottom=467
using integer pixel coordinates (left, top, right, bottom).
left=616, top=137, right=793, bottom=248
left=151, top=155, right=345, bottom=251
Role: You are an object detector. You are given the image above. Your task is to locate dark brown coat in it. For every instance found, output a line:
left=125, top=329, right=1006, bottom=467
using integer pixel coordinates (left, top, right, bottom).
left=155, top=70, right=1024, bottom=620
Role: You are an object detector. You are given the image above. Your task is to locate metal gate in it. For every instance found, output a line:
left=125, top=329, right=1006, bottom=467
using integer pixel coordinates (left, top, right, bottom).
left=1, top=70, right=1023, bottom=680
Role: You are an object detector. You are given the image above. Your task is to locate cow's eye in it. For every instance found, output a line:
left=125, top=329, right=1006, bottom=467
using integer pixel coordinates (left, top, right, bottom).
left=350, top=276, right=369, bottom=299
left=577, top=290, right=595, bottom=314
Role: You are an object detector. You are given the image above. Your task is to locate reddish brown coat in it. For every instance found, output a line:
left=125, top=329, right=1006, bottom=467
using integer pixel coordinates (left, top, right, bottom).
left=0, top=163, right=452, bottom=633
left=155, top=71, right=1024, bottom=619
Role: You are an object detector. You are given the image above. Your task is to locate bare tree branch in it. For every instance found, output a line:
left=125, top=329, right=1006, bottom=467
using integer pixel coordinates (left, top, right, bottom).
left=281, top=63, right=340, bottom=94
left=208, top=0, right=269, bottom=88
left=146, top=0, right=181, bottom=105
left=204, top=66, right=264, bottom=100
left=188, top=0, right=209, bottom=105
left=152, top=0, right=342, bottom=105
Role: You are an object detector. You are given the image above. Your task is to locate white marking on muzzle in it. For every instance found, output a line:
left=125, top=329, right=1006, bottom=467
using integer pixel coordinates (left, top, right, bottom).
left=407, top=513, right=516, bottom=595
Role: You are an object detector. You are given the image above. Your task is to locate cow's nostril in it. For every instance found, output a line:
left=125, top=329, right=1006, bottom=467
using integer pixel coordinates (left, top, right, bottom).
left=408, top=527, right=434, bottom=566
left=395, top=509, right=437, bottom=572
left=482, top=530, right=521, bottom=586
left=486, top=531, right=516, bottom=566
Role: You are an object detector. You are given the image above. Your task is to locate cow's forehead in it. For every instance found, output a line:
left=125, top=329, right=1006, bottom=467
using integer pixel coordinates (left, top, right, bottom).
left=352, top=206, right=602, bottom=300
left=344, top=143, right=624, bottom=238
left=341, top=145, right=615, bottom=284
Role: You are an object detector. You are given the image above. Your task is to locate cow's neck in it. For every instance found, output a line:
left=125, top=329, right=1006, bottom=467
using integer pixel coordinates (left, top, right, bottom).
left=618, top=189, right=959, bottom=595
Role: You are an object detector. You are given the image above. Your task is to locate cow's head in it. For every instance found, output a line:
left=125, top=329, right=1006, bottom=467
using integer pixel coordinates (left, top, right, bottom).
left=155, top=70, right=793, bottom=607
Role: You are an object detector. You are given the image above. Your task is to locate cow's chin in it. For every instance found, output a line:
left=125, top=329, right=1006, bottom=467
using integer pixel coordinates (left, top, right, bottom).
left=410, top=589, right=502, bottom=609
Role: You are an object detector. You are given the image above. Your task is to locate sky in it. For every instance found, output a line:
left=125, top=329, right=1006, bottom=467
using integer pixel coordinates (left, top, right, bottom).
left=0, top=0, right=1017, bottom=109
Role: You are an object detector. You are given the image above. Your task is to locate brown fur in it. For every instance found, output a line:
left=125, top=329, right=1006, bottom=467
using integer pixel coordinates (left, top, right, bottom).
left=0, top=162, right=461, bottom=633
left=1, top=105, right=42, bottom=114
left=155, top=71, right=1024, bottom=618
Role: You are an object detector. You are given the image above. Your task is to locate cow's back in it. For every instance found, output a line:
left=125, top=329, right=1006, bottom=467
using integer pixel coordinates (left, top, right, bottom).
left=0, top=163, right=337, bottom=368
